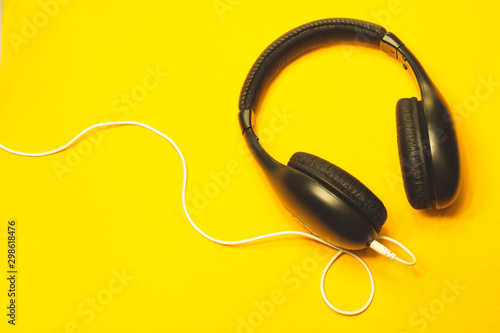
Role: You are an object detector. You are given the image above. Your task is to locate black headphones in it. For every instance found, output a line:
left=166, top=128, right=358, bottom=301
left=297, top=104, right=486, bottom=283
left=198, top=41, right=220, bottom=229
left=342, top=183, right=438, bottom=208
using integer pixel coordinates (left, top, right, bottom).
left=238, top=18, right=460, bottom=250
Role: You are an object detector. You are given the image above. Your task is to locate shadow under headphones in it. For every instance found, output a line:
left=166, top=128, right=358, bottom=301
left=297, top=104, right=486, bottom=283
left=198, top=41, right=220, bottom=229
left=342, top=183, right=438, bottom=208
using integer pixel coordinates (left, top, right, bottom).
left=238, top=18, right=461, bottom=250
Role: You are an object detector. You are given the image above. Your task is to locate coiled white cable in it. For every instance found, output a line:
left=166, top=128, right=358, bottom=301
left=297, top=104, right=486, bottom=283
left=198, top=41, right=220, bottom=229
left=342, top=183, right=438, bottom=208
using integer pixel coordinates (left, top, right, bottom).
left=0, top=121, right=416, bottom=315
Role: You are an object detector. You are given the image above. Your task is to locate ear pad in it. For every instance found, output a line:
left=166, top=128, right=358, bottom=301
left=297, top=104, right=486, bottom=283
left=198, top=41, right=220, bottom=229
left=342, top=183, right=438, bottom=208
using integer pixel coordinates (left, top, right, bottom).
left=396, top=97, right=434, bottom=209
left=287, top=152, right=387, bottom=232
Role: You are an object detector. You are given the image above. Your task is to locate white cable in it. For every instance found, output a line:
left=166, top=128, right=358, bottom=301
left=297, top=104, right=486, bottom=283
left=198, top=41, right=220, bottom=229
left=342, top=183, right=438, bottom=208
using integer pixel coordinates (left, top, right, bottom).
left=373, top=235, right=417, bottom=266
left=320, top=249, right=375, bottom=315
left=0, top=120, right=416, bottom=314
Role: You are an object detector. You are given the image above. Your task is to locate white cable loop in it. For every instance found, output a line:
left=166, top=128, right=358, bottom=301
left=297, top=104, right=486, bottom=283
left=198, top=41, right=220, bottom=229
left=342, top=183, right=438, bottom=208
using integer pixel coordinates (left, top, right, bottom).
left=0, top=121, right=416, bottom=315
left=320, top=250, right=375, bottom=315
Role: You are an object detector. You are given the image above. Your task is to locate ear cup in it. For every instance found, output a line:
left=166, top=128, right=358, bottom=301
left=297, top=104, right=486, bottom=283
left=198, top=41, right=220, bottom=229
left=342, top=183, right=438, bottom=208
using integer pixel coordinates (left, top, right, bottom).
left=396, top=97, right=434, bottom=209
left=287, top=152, right=387, bottom=232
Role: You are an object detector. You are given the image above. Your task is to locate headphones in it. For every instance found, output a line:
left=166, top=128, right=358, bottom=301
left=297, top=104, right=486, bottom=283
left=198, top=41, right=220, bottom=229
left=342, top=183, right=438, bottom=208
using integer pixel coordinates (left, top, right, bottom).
left=238, top=18, right=461, bottom=250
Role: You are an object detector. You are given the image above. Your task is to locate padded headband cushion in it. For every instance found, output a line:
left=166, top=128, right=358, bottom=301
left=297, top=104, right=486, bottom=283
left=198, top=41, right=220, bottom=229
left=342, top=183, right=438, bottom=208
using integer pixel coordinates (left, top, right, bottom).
left=239, top=18, right=387, bottom=112
left=288, top=152, right=387, bottom=232
left=396, top=97, right=433, bottom=209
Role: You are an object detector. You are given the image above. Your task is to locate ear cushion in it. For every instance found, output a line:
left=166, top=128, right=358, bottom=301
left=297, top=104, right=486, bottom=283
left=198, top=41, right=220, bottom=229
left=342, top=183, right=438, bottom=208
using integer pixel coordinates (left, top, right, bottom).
left=288, top=152, right=387, bottom=232
left=396, top=97, right=433, bottom=209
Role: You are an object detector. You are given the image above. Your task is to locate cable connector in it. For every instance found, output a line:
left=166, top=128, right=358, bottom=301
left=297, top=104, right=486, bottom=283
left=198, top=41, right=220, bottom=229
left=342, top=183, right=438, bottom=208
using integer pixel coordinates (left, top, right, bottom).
left=369, top=240, right=396, bottom=260
left=369, top=236, right=417, bottom=266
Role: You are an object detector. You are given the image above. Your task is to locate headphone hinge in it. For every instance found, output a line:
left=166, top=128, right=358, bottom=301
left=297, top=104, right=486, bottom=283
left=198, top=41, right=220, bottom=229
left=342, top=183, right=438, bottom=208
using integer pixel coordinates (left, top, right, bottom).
left=381, top=32, right=414, bottom=78
left=238, top=109, right=254, bottom=134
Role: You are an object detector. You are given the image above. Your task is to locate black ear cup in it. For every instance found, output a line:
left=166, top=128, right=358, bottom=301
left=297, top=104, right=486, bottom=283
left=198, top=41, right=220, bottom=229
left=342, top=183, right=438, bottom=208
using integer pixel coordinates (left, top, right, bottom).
left=396, top=97, right=434, bottom=209
left=287, top=152, right=387, bottom=232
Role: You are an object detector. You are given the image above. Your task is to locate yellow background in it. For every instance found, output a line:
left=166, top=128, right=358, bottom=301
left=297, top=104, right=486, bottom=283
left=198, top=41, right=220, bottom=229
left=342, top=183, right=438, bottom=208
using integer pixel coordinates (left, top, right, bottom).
left=1, top=0, right=499, bottom=332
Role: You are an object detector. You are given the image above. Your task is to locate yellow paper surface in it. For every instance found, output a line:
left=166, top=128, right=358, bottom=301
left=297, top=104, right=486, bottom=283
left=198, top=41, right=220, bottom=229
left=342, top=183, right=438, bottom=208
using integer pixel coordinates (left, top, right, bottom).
left=1, top=1, right=499, bottom=332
